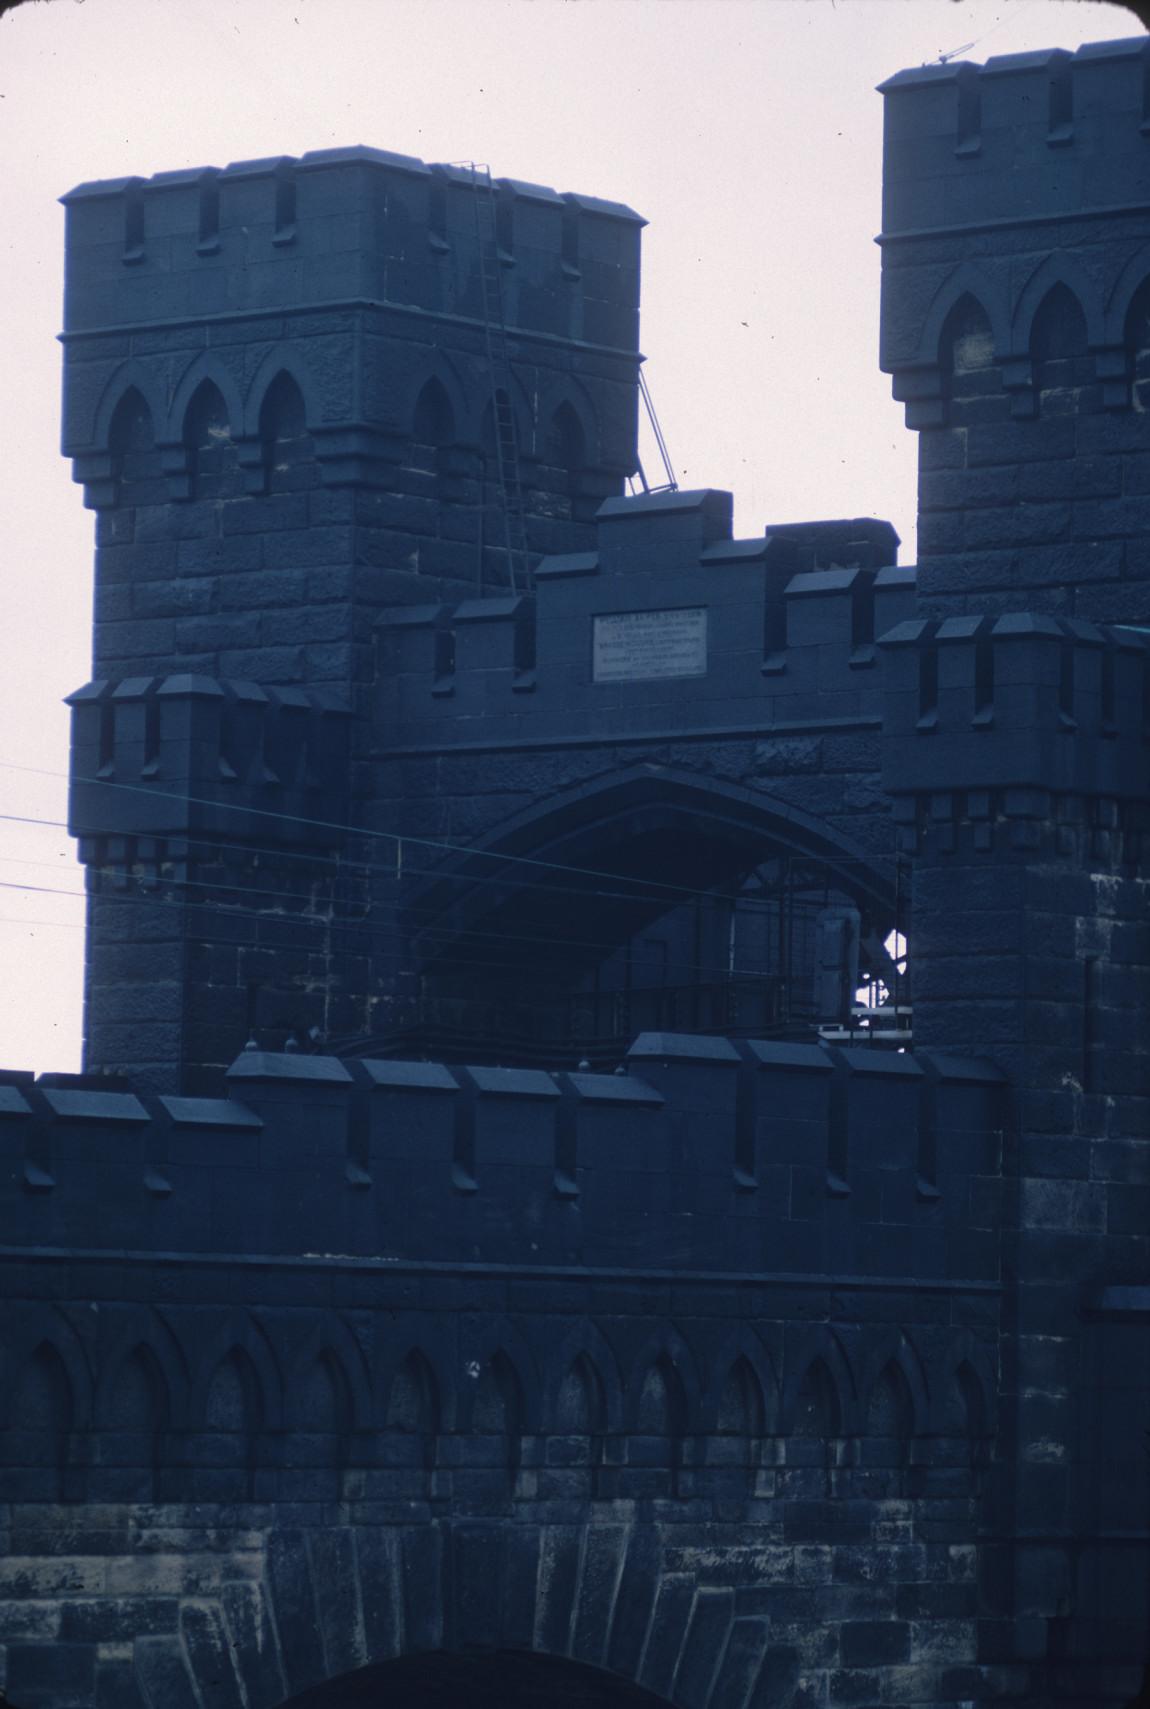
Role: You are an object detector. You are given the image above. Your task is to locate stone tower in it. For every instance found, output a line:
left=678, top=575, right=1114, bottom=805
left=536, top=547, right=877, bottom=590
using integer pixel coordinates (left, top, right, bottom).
left=60, top=151, right=643, bottom=1091
left=880, top=39, right=1150, bottom=1700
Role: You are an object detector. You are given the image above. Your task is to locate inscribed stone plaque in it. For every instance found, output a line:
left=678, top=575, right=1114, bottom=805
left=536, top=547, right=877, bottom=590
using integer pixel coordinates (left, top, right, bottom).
left=593, top=607, right=708, bottom=683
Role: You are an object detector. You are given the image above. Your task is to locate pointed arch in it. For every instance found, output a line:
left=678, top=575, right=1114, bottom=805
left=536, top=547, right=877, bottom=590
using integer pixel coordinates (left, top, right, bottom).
left=384, top=1349, right=442, bottom=1436
left=403, top=762, right=895, bottom=983
left=5, top=1341, right=75, bottom=1499
left=934, top=1330, right=997, bottom=1437
left=1104, top=244, right=1150, bottom=345
left=182, top=377, right=238, bottom=499
left=187, top=1311, right=283, bottom=1430
left=391, top=351, right=471, bottom=445
left=1011, top=252, right=1103, bottom=355
left=95, top=1310, right=188, bottom=1430
left=716, top=1356, right=767, bottom=1438
left=471, top=1349, right=525, bottom=1438
left=462, top=1319, right=542, bottom=1432
left=169, top=354, right=244, bottom=445
left=1126, top=275, right=1150, bottom=360
left=8, top=1341, right=75, bottom=1438
left=782, top=1326, right=858, bottom=1436
left=919, top=262, right=1009, bottom=366
left=545, top=1320, right=625, bottom=1434
left=702, top=1327, right=779, bottom=1435
left=624, top=1326, right=700, bottom=1433
left=859, top=1330, right=929, bottom=1439
left=280, top=1312, right=371, bottom=1433
left=412, top=375, right=456, bottom=447
left=91, top=360, right=167, bottom=451
left=533, top=372, right=600, bottom=464
left=1030, top=281, right=1090, bottom=365
left=478, top=369, right=535, bottom=460
left=242, top=345, right=317, bottom=437
left=108, top=385, right=157, bottom=456
left=939, top=293, right=996, bottom=378
left=257, top=370, right=314, bottom=495
left=0, top=1305, right=94, bottom=1431
left=258, top=369, right=309, bottom=443
left=375, top=1329, right=456, bottom=1433
left=866, top=1361, right=915, bottom=1441
left=547, top=398, right=588, bottom=473
left=555, top=1354, right=609, bottom=1437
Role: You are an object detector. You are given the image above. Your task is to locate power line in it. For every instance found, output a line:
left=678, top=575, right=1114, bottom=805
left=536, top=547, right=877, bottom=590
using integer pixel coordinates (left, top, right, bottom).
left=0, top=872, right=860, bottom=990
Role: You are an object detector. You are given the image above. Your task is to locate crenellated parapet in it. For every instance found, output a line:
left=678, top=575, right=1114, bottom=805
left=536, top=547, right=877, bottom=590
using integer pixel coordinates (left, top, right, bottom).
left=61, top=147, right=642, bottom=511
left=880, top=39, right=1150, bottom=621
left=881, top=614, right=1150, bottom=857
left=60, top=150, right=642, bottom=341
left=67, top=673, right=351, bottom=856
left=0, top=1032, right=1003, bottom=1276
left=374, top=488, right=912, bottom=746
left=880, top=38, right=1150, bottom=402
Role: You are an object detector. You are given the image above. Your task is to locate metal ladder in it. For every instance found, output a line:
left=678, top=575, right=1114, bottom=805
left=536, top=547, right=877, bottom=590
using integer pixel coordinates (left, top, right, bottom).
left=466, top=164, right=531, bottom=595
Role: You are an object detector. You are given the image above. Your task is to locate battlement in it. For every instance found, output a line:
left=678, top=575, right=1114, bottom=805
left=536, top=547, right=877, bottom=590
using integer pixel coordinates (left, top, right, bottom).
left=375, top=489, right=913, bottom=745
left=61, top=147, right=643, bottom=349
left=67, top=673, right=350, bottom=853
left=880, top=38, right=1150, bottom=235
left=0, top=1033, right=1003, bottom=1276
left=881, top=613, right=1150, bottom=807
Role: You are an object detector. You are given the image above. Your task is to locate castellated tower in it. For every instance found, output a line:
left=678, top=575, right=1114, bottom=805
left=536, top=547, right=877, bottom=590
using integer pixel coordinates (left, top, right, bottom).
left=880, top=41, right=1150, bottom=1699
left=881, top=38, right=1150, bottom=625
left=60, top=151, right=643, bottom=1091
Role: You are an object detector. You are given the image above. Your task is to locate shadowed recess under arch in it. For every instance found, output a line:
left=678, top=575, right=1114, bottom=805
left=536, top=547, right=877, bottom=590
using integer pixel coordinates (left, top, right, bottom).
left=273, top=1649, right=679, bottom=1709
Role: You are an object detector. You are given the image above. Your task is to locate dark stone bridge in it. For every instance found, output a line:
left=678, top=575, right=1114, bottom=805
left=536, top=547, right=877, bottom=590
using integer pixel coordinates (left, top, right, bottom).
left=5, top=31, right=1150, bottom=1709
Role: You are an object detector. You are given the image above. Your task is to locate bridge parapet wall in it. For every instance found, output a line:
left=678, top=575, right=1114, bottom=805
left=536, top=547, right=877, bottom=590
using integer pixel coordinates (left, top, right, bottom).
left=881, top=615, right=1148, bottom=854
left=375, top=490, right=913, bottom=748
left=0, top=1034, right=1003, bottom=1276
left=67, top=672, right=351, bottom=852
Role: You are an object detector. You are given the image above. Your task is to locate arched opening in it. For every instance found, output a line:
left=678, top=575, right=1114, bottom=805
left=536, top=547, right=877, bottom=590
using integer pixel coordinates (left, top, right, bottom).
left=290, top=1351, right=353, bottom=1499
left=793, top=1357, right=842, bottom=1438
left=100, top=1345, right=168, bottom=1501
left=714, top=1356, right=767, bottom=1492
left=956, top=1359, right=988, bottom=1440
left=184, top=379, right=239, bottom=500
left=866, top=1360, right=914, bottom=1481
left=412, top=376, right=456, bottom=476
left=470, top=1351, right=525, bottom=1493
left=273, top=1650, right=676, bottom=1708
left=555, top=1354, right=608, bottom=1497
left=544, top=400, right=588, bottom=516
left=636, top=1354, right=687, bottom=1497
left=202, top=1348, right=262, bottom=1500
left=1126, top=276, right=1150, bottom=404
left=6, top=1342, right=75, bottom=1502
left=939, top=294, right=999, bottom=423
left=108, top=387, right=160, bottom=504
left=344, top=773, right=900, bottom=1068
left=386, top=1351, right=441, bottom=1485
left=549, top=401, right=586, bottom=474
left=1030, top=283, right=1093, bottom=414
left=259, top=371, right=314, bottom=494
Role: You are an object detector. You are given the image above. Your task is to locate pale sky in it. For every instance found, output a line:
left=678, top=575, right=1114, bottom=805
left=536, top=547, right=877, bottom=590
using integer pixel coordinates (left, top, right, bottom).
left=0, top=0, right=1140, bottom=1074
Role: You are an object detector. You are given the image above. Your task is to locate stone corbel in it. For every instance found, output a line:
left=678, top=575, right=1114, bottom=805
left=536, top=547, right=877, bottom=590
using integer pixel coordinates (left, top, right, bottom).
left=157, top=440, right=193, bottom=501
left=235, top=436, right=271, bottom=496
left=890, top=364, right=944, bottom=430
left=1001, top=356, right=1036, bottom=420
left=1093, top=344, right=1130, bottom=411
left=70, top=450, right=116, bottom=510
left=314, top=424, right=407, bottom=489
